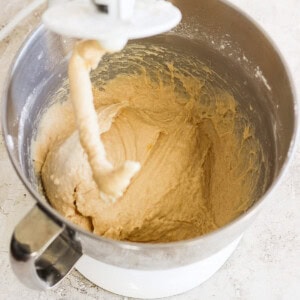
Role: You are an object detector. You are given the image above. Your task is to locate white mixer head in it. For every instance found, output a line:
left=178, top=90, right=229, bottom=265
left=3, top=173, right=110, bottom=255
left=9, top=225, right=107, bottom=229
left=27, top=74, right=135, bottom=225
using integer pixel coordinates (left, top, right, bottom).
left=43, top=0, right=182, bottom=51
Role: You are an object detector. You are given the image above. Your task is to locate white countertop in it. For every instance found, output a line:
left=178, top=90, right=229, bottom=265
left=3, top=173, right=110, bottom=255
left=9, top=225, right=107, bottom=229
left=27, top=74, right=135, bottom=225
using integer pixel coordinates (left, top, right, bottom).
left=0, top=0, right=299, bottom=299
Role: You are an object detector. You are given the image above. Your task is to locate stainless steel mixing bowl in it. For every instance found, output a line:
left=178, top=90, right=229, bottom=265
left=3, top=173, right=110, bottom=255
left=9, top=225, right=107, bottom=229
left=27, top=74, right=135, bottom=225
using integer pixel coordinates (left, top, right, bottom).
left=1, top=0, right=297, bottom=292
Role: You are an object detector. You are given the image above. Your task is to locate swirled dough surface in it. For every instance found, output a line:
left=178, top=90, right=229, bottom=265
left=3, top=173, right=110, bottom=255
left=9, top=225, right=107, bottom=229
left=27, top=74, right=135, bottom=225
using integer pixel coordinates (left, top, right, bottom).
left=33, top=43, right=267, bottom=243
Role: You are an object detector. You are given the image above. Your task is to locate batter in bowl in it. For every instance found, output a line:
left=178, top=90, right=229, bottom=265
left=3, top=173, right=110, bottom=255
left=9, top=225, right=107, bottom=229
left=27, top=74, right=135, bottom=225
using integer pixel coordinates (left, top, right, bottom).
left=32, top=41, right=268, bottom=243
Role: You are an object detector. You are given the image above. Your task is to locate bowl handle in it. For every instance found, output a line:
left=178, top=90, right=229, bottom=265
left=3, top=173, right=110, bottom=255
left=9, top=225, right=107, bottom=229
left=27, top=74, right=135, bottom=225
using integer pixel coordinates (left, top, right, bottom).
left=9, top=204, right=82, bottom=290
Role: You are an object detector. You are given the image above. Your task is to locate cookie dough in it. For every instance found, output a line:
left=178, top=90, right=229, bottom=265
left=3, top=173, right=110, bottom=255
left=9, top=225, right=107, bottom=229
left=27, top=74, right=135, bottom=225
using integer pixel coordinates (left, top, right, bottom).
left=33, top=41, right=266, bottom=242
